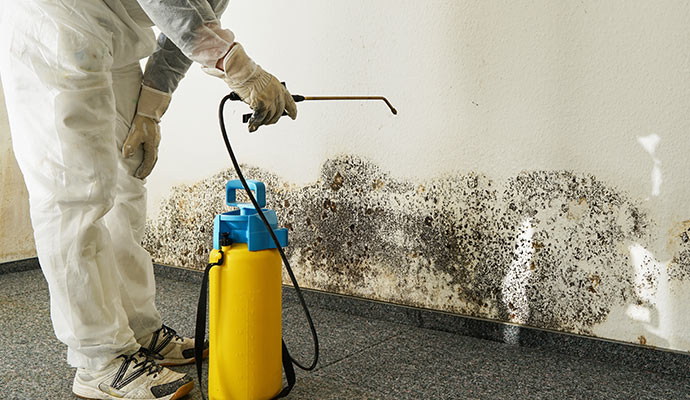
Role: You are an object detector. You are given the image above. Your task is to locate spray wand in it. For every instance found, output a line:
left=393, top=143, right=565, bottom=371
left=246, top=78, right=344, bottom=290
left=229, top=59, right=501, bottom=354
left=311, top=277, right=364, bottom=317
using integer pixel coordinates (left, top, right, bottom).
left=227, top=89, right=398, bottom=123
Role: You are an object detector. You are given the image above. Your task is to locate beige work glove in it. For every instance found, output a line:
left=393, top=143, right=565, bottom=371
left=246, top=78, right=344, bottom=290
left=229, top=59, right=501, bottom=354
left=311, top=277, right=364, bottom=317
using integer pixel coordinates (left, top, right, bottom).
left=123, top=85, right=171, bottom=179
left=203, top=43, right=297, bottom=132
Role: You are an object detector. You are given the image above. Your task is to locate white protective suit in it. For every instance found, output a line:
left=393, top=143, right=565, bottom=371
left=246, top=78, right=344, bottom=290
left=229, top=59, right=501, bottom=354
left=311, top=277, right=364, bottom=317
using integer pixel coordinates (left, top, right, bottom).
left=0, top=0, right=231, bottom=370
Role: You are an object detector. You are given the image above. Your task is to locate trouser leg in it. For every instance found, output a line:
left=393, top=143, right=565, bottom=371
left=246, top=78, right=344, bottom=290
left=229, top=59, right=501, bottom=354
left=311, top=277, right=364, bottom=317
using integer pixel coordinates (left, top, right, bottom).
left=0, top=3, right=139, bottom=370
left=105, top=62, right=163, bottom=340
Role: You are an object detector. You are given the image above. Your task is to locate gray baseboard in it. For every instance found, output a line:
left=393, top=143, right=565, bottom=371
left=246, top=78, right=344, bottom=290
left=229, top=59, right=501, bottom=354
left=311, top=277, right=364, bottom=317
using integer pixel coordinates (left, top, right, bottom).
left=3, top=259, right=688, bottom=379
left=0, top=257, right=39, bottom=274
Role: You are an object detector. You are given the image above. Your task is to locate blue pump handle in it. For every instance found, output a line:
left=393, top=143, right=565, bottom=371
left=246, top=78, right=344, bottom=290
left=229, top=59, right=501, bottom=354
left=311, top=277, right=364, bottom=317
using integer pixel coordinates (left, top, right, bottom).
left=226, top=179, right=266, bottom=208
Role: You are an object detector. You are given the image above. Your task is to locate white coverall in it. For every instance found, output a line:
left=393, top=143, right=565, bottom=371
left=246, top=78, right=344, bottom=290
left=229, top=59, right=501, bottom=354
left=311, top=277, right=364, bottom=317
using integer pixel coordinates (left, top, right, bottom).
left=0, top=0, right=232, bottom=370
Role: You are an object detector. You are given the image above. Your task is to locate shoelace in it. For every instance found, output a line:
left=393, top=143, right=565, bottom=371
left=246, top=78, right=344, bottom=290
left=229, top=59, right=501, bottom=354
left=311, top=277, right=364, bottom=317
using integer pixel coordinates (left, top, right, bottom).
left=143, top=325, right=183, bottom=360
left=131, top=350, right=163, bottom=376
left=160, top=325, right=183, bottom=342
left=111, top=350, right=163, bottom=390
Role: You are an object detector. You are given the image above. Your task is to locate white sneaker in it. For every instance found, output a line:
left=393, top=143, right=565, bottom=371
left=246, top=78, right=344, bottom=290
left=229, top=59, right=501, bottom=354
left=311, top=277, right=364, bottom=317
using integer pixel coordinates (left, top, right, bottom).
left=139, top=324, right=208, bottom=366
left=72, top=350, right=193, bottom=400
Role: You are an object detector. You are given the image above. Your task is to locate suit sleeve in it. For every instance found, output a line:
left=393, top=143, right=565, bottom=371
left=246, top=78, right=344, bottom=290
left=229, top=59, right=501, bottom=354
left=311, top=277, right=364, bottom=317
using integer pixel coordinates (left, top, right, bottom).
left=139, top=0, right=231, bottom=93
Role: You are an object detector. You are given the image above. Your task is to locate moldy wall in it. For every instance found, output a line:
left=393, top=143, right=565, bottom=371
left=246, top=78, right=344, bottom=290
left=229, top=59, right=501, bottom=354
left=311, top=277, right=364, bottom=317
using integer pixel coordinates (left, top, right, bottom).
left=145, top=157, right=690, bottom=353
left=145, top=1, right=690, bottom=353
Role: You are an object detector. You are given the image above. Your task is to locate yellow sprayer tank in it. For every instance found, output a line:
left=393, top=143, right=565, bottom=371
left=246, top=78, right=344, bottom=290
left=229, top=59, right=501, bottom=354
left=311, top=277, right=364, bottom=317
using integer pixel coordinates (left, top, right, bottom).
left=208, top=180, right=288, bottom=400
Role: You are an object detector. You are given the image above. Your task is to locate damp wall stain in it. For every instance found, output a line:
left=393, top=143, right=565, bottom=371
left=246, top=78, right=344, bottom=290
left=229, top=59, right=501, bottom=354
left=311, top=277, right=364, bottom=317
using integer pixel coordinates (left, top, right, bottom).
left=143, top=154, right=689, bottom=339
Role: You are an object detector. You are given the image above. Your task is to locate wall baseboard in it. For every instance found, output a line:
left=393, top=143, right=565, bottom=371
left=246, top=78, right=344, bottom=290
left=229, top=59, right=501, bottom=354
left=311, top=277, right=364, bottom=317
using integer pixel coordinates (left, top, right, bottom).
left=0, top=257, right=39, bottom=275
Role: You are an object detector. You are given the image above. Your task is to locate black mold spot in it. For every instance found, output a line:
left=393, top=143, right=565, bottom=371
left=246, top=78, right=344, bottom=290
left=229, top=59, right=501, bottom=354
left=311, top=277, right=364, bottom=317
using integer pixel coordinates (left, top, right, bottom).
left=669, top=224, right=690, bottom=281
left=144, top=155, right=680, bottom=337
left=330, top=172, right=344, bottom=191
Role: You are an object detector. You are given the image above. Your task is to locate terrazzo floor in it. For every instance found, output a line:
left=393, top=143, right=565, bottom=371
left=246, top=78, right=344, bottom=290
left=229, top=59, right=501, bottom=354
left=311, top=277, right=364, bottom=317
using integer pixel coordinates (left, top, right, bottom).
left=1, top=268, right=689, bottom=399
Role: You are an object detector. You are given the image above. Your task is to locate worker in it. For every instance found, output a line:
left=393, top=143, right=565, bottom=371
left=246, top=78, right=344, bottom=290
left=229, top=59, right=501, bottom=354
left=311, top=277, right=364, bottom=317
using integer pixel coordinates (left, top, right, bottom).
left=0, top=0, right=296, bottom=399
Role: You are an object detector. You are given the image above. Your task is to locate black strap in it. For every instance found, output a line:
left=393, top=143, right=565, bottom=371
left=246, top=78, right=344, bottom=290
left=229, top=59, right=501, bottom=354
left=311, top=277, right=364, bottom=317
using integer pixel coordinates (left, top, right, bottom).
left=271, top=340, right=296, bottom=399
left=195, top=252, right=296, bottom=400
left=195, top=257, right=221, bottom=400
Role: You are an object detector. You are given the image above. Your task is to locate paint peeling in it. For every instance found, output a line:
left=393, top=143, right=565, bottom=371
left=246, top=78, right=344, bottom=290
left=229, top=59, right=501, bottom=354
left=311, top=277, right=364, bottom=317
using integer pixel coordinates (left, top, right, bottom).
left=143, top=154, right=687, bottom=338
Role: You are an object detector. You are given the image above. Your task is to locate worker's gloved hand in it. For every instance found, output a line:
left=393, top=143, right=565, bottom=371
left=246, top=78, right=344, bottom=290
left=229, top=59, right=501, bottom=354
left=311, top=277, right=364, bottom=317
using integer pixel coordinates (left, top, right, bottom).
left=123, top=85, right=171, bottom=179
left=203, top=43, right=296, bottom=132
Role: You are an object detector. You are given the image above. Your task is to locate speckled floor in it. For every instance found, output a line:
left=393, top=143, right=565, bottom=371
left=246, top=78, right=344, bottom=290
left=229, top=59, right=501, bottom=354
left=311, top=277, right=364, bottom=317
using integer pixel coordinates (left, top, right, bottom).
left=1, top=268, right=689, bottom=400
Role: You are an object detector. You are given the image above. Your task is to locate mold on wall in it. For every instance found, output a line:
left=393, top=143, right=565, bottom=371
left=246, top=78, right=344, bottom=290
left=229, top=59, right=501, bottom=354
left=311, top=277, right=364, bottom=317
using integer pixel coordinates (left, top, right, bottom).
left=143, top=155, right=689, bottom=350
left=668, top=221, right=690, bottom=281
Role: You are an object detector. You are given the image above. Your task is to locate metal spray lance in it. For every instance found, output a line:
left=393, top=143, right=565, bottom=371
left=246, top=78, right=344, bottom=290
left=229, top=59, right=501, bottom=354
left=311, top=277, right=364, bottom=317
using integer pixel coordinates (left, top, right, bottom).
left=227, top=84, right=398, bottom=124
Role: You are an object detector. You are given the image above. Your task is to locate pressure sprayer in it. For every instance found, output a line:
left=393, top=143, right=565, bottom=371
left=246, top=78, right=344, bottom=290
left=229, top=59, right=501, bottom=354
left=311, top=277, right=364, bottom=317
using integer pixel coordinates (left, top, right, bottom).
left=194, top=86, right=397, bottom=399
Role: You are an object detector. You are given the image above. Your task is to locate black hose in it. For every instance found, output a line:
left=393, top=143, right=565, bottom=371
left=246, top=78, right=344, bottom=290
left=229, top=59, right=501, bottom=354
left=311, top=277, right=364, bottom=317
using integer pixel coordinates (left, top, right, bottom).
left=218, top=94, right=319, bottom=371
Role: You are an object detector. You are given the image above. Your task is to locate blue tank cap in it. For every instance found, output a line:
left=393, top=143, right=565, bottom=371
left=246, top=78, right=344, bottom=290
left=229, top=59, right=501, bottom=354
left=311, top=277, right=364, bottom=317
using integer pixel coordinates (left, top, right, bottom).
left=213, top=180, right=288, bottom=251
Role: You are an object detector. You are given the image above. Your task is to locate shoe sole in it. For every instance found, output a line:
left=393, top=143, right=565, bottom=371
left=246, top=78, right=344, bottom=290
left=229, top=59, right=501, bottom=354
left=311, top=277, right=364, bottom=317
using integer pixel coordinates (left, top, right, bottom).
left=160, top=348, right=209, bottom=367
left=74, top=380, right=194, bottom=400
left=170, top=380, right=194, bottom=399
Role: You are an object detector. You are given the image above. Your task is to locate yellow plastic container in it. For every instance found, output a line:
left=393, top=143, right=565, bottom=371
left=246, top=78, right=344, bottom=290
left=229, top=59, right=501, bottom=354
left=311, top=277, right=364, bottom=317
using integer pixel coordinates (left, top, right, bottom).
left=208, top=243, right=283, bottom=400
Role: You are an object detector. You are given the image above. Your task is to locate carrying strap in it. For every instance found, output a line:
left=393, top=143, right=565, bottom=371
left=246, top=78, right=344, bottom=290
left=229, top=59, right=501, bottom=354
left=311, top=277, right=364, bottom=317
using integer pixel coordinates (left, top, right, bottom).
left=195, top=251, right=296, bottom=400
left=195, top=258, right=221, bottom=400
left=274, top=340, right=296, bottom=399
